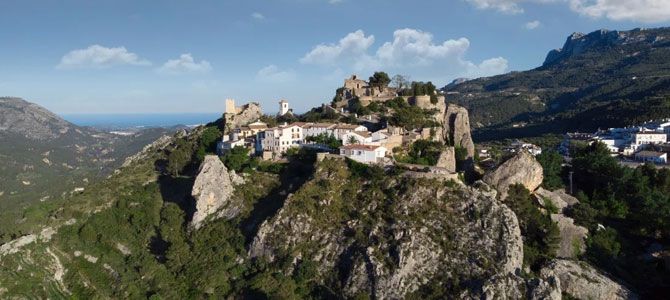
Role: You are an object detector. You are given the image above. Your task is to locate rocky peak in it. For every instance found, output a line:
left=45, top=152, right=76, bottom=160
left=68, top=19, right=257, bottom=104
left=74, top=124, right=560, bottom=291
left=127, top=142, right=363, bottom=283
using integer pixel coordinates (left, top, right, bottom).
left=190, top=155, right=243, bottom=229
left=0, top=97, right=76, bottom=140
left=442, top=104, right=475, bottom=159
left=543, top=27, right=670, bottom=66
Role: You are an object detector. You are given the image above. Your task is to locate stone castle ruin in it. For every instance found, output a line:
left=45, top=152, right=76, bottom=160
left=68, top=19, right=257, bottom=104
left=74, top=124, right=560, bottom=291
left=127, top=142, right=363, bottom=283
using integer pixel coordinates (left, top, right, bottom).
left=338, top=75, right=445, bottom=110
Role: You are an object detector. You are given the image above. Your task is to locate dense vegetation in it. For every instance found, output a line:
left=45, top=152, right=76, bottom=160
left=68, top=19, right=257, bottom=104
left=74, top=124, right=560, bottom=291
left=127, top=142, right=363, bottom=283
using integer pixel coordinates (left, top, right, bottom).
left=384, top=97, right=439, bottom=130
left=552, top=142, right=670, bottom=298
left=394, top=139, right=444, bottom=166
left=505, top=184, right=560, bottom=272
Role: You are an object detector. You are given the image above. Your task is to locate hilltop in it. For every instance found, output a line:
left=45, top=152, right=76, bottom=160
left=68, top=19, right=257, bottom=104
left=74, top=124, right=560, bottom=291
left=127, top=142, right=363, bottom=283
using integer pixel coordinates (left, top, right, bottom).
left=443, top=27, right=670, bottom=141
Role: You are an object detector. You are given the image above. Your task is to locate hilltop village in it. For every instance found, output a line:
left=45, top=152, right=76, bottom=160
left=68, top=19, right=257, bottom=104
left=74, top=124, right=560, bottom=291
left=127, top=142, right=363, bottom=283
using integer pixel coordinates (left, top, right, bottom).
left=216, top=72, right=472, bottom=178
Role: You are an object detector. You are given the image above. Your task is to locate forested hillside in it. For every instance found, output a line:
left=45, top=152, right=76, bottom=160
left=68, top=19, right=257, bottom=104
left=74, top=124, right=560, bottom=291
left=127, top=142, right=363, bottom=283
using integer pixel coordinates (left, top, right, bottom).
left=443, top=27, right=670, bottom=141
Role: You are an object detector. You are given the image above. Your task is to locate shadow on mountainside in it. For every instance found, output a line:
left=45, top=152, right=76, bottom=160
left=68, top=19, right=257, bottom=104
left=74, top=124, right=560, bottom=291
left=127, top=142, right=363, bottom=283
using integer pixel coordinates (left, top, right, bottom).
left=239, top=158, right=315, bottom=246
left=155, top=158, right=198, bottom=223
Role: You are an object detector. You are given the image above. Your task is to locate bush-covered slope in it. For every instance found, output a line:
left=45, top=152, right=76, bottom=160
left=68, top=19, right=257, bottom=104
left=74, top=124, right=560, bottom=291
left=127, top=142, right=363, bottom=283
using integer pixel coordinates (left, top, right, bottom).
left=0, top=97, right=180, bottom=241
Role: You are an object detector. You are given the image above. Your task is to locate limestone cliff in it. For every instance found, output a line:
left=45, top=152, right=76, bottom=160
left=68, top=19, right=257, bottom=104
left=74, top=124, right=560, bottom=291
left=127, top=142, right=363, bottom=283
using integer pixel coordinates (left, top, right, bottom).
left=190, top=155, right=243, bottom=229
left=442, top=104, right=475, bottom=158
left=249, top=159, right=523, bottom=299
left=435, top=147, right=456, bottom=172
left=483, top=151, right=543, bottom=199
left=224, top=102, right=262, bottom=132
left=540, top=259, right=638, bottom=300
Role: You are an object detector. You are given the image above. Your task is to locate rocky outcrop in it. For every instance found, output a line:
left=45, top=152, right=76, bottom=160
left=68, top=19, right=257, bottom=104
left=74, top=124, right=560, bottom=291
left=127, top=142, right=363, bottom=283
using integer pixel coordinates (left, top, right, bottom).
left=480, top=273, right=561, bottom=300
left=540, top=259, right=638, bottom=300
left=190, top=155, right=241, bottom=229
left=435, top=147, right=456, bottom=172
left=121, top=135, right=172, bottom=168
left=442, top=104, right=475, bottom=158
left=550, top=214, right=588, bottom=259
left=534, top=187, right=579, bottom=213
left=249, top=159, right=523, bottom=299
left=544, top=28, right=668, bottom=66
left=224, top=102, right=262, bottom=132
left=483, top=151, right=543, bottom=199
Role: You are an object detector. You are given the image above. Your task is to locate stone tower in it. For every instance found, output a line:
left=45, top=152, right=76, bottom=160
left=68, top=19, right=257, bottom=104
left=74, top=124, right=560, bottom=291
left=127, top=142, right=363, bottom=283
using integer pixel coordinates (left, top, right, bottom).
left=279, top=99, right=289, bottom=116
left=225, top=99, right=236, bottom=114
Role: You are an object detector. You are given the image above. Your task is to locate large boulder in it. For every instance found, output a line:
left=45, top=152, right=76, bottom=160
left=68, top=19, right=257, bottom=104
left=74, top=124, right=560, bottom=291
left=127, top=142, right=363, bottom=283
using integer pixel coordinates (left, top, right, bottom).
left=190, top=155, right=239, bottom=229
left=550, top=214, right=588, bottom=259
left=435, top=147, right=456, bottom=172
left=540, top=259, right=638, bottom=300
left=483, top=151, right=543, bottom=199
left=534, top=188, right=579, bottom=213
left=224, top=102, right=262, bottom=132
left=442, top=104, right=475, bottom=158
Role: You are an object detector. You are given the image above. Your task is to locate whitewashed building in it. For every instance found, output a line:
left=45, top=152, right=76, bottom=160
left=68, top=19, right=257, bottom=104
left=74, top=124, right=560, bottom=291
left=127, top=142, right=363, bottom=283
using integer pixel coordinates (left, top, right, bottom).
left=635, top=151, right=667, bottom=164
left=334, top=124, right=368, bottom=140
left=339, top=145, right=386, bottom=164
left=304, top=123, right=337, bottom=138
left=260, top=123, right=304, bottom=154
left=631, top=131, right=667, bottom=151
left=342, top=131, right=373, bottom=145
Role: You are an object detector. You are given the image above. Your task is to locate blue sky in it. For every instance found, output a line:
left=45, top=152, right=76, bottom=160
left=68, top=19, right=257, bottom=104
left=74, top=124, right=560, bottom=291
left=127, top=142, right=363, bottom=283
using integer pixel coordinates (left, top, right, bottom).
left=0, top=0, right=668, bottom=115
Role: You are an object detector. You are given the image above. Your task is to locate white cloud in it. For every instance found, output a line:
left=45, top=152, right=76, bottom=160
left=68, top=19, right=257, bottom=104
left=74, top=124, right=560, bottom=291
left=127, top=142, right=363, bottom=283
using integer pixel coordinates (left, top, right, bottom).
left=329, top=0, right=343, bottom=4
left=301, top=28, right=508, bottom=80
left=157, top=54, right=212, bottom=75
left=465, top=0, right=670, bottom=22
left=57, top=45, right=150, bottom=69
left=376, top=29, right=471, bottom=67
left=299, top=30, right=375, bottom=66
left=257, top=65, right=296, bottom=83
left=525, top=20, right=541, bottom=29
left=465, top=57, right=509, bottom=77
left=570, top=0, right=670, bottom=22
left=251, top=12, right=265, bottom=20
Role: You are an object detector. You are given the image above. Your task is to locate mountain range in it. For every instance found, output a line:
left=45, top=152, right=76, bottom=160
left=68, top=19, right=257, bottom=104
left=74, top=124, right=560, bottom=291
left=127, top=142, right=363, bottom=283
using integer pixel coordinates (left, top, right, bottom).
left=443, top=27, right=670, bottom=141
left=0, top=97, right=181, bottom=237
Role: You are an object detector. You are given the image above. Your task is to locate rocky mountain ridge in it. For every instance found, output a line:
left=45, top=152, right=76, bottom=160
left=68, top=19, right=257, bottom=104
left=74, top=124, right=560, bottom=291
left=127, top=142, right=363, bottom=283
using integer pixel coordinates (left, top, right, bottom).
left=442, top=26, right=670, bottom=141
left=544, top=28, right=669, bottom=65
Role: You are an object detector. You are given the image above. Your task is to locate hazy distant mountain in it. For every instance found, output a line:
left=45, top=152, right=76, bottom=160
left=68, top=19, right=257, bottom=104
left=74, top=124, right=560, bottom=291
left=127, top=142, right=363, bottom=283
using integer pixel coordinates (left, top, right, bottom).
left=443, top=27, right=670, bottom=141
left=0, top=97, right=179, bottom=222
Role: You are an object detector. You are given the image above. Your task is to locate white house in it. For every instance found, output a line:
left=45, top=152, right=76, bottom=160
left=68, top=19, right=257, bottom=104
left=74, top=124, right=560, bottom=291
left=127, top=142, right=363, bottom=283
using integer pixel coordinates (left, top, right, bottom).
left=339, top=145, right=386, bottom=164
left=371, top=130, right=390, bottom=142
left=334, top=124, right=368, bottom=140
left=631, top=130, right=667, bottom=151
left=304, top=123, right=337, bottom=138
left=260, top=123, right=304, bottom=154
left=217, top=139, right=245, bottom=155
left=342, top=131, right=373, bottom=145
left=635, top=151, right=667, bottom=164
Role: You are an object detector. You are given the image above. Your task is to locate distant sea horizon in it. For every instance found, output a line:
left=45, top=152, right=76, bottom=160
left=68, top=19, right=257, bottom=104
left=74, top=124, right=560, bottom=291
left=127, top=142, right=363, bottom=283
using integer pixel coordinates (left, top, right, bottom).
left=61, top=113, right=222, bottom=127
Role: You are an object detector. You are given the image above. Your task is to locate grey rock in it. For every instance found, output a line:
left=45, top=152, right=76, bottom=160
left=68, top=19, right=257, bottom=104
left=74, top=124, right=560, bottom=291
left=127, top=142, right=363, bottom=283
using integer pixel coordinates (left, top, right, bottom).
left=550, top=214, right=588, bottom=259
left=435, top=147, right=456, bottom=172
left=540, top=259, right=638, bottom=300
left=225, top=102, right=263, bottom=132
left=535, top=188, right=579, bottom=213
left=190, top=155, right=239, bottom=229
left=442, top=104, right=475, bottom=159
left=483, top=151, right=543, bottom=199
left=249, top=161, right=524, bottom=299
